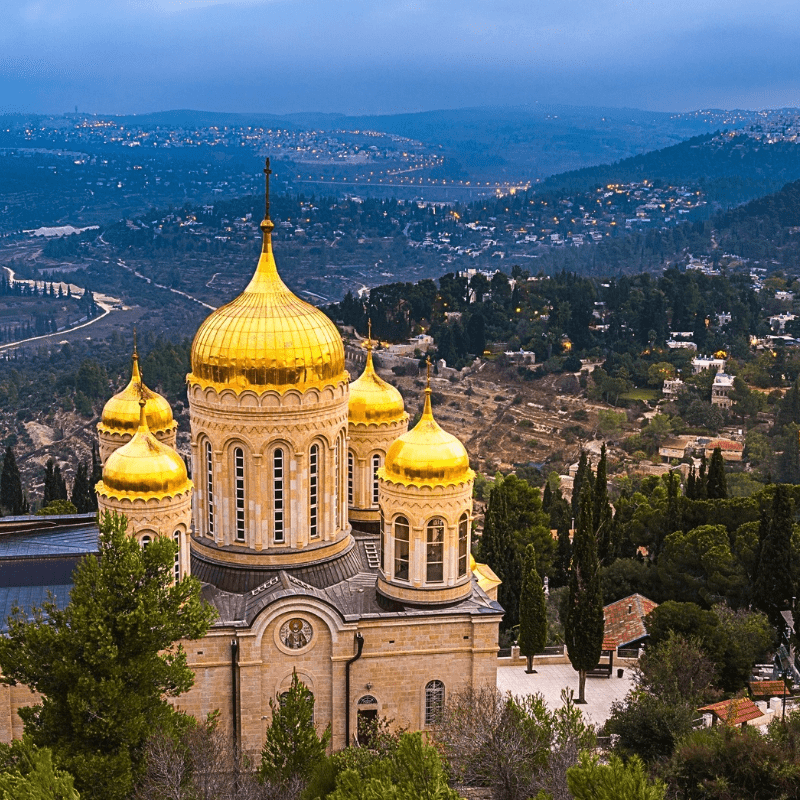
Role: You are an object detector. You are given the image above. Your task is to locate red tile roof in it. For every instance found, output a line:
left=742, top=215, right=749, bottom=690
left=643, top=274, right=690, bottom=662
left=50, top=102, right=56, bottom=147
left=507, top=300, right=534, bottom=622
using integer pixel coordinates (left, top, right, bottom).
left=749, top=680, right=791, bottom=697
left=699, top=698, right=762, bottom=726
left=603, top=594, right=658, bottom=649
left=706, top=439, right=744, bottom=451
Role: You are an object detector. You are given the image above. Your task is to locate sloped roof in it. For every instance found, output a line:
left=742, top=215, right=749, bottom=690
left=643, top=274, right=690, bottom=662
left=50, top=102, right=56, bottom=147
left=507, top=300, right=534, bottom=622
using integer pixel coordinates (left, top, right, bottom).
left=699, top=697, right=762, bottom=726
left=749, top=680, right=791, bottom=698
left=603, top=593, right=658, bottom=648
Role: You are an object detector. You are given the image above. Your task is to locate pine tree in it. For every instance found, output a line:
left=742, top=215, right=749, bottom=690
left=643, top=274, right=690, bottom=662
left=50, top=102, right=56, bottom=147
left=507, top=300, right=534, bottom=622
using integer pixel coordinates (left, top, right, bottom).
left=70, top=462, right=92, bottom=514
left=259, top=670, right=330, bottom=785
left=0, top=446, right=25, bottom=515
left=706, top=447, right=727, bottom=500
left=565, top=484, right=604, bottom=704
left=753, top=485, right=795, bottom=626
left=518, top=545, right=548, bottom=674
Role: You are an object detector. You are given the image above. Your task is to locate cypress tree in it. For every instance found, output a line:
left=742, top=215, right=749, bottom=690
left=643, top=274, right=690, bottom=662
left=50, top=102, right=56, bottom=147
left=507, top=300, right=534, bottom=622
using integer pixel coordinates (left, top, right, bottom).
left=54, top=464, right=68, bottom=500
left=697, top=453, right=708, bottom=500
left=753, top=485, right=795, bottom=626
left=565, top=483, right=604, bottom=704
left=706, top=446, right=727, bottom=500
left=593, top=444, right=614, bottom=564
left=686, top=465, right=696, bottom=500
left=542, top=481, right=553, bottom=514
left=88, top=443, right=102, bottom=512
left=70, top=462, right=92, bottom=514
left=480, top=484, right=516, bottom=625
left=572, top=451, right=590, bottom=520
left=553, top=499, right=572, bottom=588
left=1, top=446, right=25, bottom=515
left=518, top=544, right=548, bottom=674
left=43, top=459, right=56, bottom=505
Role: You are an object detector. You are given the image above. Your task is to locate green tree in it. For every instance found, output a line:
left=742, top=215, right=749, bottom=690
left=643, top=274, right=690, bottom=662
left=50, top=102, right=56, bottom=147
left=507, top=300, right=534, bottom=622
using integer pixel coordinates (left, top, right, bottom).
left=518, top=545, right=547, bottom=674
left=753, top=485, right=795, bottom=626
left=69, top=462, right=93, bottom=514
left=1, top=446, right=25, bottom=515
left=567, top=752, right=665, bottom=800
left=0, top=737, right=79, bottom=800
left=565, top=485, right=604, bottom=703
left=35, top=500, right=77, bottom=517
left=328, top=732, right=458, bottom=800
left=706, top=446, right=728, bottom=500
left=259, top=670, right=330, bottom=787
left=0, top=512, right=215, bottom=800
left=593, top=443, right=615, bottom=563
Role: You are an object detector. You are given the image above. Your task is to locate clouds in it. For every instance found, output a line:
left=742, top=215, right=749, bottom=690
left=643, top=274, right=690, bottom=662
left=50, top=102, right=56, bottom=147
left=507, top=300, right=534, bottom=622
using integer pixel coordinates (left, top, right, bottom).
left=0, top=0, right=799, bottom=114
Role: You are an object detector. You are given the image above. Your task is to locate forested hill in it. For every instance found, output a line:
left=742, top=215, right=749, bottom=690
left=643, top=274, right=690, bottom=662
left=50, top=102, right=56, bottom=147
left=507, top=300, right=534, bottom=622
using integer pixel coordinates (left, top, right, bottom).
left=535, top=133, right=800, bottom=209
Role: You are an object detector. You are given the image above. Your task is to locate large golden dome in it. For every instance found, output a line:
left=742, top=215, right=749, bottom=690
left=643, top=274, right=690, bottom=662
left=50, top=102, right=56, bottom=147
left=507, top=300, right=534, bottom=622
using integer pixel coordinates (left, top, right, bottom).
left=97, top=401, right=191, bottom=501
left=188, top=218, right=346, bottom=395
left=349, top=341, right=407, bottom=426
left=380, top=386, right=473, bottom=488
left=98, top=351, right=175, bottom=437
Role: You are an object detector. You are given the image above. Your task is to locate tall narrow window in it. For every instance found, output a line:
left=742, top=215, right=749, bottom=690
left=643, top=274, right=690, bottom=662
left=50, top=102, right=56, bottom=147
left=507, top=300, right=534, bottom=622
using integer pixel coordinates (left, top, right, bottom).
left=425, top=680, right=445, bottom=725
left=372, top=454, right=381, bottom=506
left=309, top=444, right=319, bottom=539
left=458, top=513, right=469, bottom=578
left=348, top=452, right=354, bottom=506
left=205, top=441, right=214, bottom=537
left=173, top=531, right=181, bottom=583
left=426, top=518, right=445, bottom=583
left=234, top=447, right=245, bottom=542
left=273, top=448, right=284, bottom=544
left=334, top=439, right=340, bottom=530
left=394, top=516, right=410, bottom=581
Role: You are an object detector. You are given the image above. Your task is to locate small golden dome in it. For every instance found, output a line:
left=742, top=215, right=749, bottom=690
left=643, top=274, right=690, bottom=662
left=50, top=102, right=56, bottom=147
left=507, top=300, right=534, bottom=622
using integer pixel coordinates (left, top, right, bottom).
left=188, top=172, right=346, bottom=395
left=98, top=351, right=175, bottom=437
left=97, top=401, right=191, bottom=501
left=349, top=341, right=407, bottom=426
left=380, top=387, right=473, bottom=488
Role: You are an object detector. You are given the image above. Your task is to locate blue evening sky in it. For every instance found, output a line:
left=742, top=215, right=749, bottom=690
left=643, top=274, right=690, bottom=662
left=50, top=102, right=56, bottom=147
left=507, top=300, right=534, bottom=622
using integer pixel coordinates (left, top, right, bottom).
left=1, top=0, right=799, bottom=115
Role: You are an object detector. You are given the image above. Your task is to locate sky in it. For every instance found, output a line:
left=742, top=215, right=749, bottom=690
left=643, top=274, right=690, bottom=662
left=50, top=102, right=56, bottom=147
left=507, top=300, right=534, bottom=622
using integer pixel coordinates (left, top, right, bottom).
left=2, top=0, right=800, bottom=116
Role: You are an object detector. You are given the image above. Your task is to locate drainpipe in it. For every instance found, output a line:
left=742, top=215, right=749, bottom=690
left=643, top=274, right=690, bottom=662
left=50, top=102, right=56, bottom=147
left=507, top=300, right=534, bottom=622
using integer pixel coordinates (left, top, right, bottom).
left=344, top=633, right=364, bottom=747
left=230, top=637, right=240, bottom=745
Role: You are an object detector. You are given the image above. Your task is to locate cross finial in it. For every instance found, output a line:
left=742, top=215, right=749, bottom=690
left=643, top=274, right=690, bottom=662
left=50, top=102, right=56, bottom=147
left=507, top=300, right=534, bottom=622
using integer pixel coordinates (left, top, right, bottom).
left=263, top=157, right=272, bottom=221
left=367, top=318, right=372, bottom=345
left=426, top=356, right=431, bottom=387
left=133, top=326, right=138, bottom=358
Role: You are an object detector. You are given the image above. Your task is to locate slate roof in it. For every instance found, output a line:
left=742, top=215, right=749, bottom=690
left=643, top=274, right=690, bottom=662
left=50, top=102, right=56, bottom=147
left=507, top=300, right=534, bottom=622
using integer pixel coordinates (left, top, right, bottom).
left=0, top=520, right=99, bottom=632
left=0, top=520, right=503, bottom=632
left=699, top=698, right=763, bottom=726
left=603, top=593, right=658, bottom=649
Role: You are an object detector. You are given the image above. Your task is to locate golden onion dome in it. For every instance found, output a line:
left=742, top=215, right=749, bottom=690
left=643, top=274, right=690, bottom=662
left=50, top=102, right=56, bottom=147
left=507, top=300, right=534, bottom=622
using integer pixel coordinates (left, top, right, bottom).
left=188, top=169, right=346, bottom=395
left=97, top=401, right=191, bottom=501
left=380, top=386, right=473, bottom=488
left=98, top=351, right=175, bottom=437
left=349, top=341, right=407, bottom=426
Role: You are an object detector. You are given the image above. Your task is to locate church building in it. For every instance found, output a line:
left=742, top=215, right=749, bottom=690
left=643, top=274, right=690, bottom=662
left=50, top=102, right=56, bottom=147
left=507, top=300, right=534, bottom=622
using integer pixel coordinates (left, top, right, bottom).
left=82, top=163, right=503, bottom=753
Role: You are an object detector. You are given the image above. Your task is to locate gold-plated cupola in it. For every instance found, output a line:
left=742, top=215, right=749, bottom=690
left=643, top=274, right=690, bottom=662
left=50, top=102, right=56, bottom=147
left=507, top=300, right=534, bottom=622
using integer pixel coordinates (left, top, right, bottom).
left=188, top=159, right=346, bottom=395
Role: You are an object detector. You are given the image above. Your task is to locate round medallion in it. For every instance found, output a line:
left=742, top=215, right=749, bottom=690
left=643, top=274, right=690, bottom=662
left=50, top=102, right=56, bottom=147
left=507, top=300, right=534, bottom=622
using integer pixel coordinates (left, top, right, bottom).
left=280, top=618, right=313, bottom=650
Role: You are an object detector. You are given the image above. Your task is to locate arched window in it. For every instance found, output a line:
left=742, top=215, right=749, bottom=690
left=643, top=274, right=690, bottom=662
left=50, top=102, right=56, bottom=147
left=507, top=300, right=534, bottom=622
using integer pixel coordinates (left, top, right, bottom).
left=372, top=454, right=381, bottom=506
left=173, top=531, right=181, bottom=583
left=426, top=518, right=445, bottom=583
left=273, top=448, right=285, bottom=544
left=334, top=438, right=340, bottom=530
left=309, top=444, right=319, bottom=539
left=394, top=516, right=410, bottom=581
left=358, top=695, right=378, bottom=705
left=140, top=535, right=151, bottom=548
left=458, top=513, right=469, bottom=578
left=205, top=441, right=214, bottom=537
left=347, top=451, right=354, bottom=506
left=234, top=447, right=245, bottom=542
left=425, top=680, right=445, bottom=725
